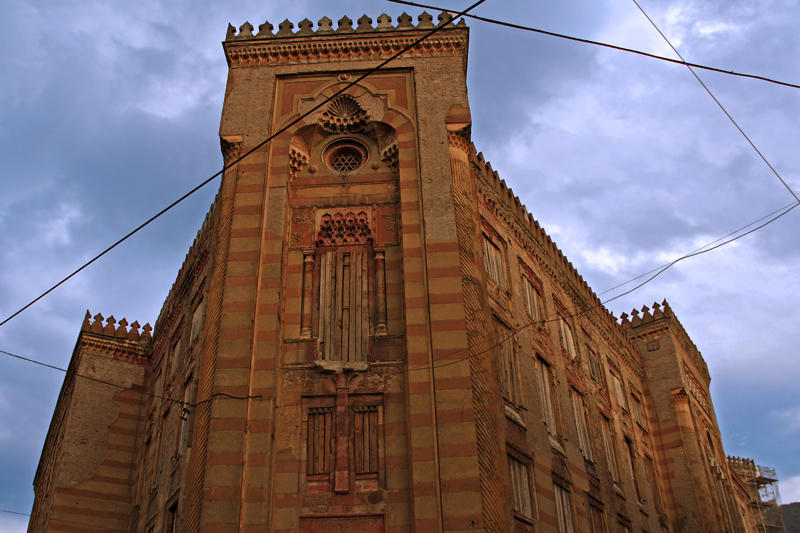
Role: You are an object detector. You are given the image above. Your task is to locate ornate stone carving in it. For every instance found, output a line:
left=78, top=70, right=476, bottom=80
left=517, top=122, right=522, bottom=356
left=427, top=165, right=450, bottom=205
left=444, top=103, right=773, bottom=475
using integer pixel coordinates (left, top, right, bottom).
left=223, top=35, right=467, bottom=67
left=220, top=137, right=242, bottom=166
left=317, top=211, right=371, bottom=246
left=318, top=95, right=369, bottom=133
left=380, top=142, right=398, bottom=172
left=289, top=145, right=309, bottom=179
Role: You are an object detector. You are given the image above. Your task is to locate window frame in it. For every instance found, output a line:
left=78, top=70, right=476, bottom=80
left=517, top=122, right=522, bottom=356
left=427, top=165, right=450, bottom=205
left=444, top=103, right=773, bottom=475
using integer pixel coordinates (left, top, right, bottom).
left=495, top=317, right=523, bottom=408
left=570, top=389, right=595, bottom=462
left=554, top=482, right=575, bottom=533
left=507, top=452, right=535, bottom=523
left=558, top=317, right=578, bottom=360
left=481, top=232, right=507, bottom=289
left=537, top=357, right=558, bottom=435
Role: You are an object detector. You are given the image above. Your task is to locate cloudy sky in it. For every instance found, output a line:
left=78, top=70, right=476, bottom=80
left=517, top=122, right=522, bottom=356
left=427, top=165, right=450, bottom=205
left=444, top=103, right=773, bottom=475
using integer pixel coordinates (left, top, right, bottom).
left=1, top=0, right=798, bottom=529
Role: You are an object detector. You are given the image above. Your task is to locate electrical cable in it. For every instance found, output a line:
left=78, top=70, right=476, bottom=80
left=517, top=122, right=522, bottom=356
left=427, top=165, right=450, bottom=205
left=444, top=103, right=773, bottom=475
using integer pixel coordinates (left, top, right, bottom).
left=386, top=0, right=800, bottom=90
left=630, top=0, right=799, bottom=203
left=0, top=0, right=487, bottom=329
left=0, top=509, right=29, bottom=517
left=597, top=201, right=800, bottom=296
left=5, top=200, right=795, bottom=408
left=0, top=348, right=258, bottom=409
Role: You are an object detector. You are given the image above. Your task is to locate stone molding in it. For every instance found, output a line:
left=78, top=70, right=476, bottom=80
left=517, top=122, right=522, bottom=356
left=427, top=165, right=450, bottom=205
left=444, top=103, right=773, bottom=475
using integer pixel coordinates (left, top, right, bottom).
left=223, top=29, right=467, bottom=67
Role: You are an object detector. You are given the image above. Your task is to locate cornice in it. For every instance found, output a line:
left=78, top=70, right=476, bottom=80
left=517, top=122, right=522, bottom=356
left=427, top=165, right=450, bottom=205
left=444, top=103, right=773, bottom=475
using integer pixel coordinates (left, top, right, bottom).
left=78, top=331, right=150, bottom=365
left=223, top=32, right=468, bottom=67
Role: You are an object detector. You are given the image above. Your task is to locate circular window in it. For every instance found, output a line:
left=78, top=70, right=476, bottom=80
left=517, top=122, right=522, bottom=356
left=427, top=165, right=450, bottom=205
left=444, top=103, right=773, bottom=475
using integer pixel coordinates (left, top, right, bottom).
left=323, top=139, right=367, bottom=174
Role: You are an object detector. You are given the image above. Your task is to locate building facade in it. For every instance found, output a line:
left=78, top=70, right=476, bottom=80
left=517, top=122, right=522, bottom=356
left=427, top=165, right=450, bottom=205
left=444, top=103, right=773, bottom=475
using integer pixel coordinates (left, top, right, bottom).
left=30, top=12, right=779, bottom=533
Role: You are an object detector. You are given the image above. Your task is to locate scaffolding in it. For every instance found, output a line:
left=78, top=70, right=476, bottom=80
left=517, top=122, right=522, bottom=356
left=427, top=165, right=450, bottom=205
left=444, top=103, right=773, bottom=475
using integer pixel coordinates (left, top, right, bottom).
left=727, top=457, right=787, bottom=533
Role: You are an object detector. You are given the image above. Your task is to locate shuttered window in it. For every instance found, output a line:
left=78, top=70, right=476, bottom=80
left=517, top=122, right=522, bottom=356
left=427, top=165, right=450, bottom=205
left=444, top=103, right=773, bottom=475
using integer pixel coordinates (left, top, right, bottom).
left=496, top=319, right=522, bottom=407
left=537, top=358, right=557, bottom=434
left=307, top=407, right=334, bottom=475
left=559, top=318, right=577, bottom=359
left=601, top=417, right=619, bottom=482
left=508, top=455, right=533, bottom=519
left=353, top=405, right=379, bottom=475
left=522, top=276, right=541, bottom=320
left=554, top=484, right=575, bottom=533
left=571, top=390, right=594, bottom=462
left=318, top=249, right=369, bottom=362
left=482, top=235, right=505, bottom=288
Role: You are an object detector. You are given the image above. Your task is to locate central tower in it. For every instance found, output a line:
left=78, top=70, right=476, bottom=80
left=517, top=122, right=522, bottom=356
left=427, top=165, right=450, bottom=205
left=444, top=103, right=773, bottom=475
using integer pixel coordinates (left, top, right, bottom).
left=200, top=12, right=493, bottom=532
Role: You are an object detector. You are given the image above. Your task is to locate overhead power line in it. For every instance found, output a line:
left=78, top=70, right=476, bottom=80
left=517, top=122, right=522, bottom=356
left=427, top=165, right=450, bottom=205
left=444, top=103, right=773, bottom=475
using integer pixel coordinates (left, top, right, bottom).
left=630, top=0, right=799, bottom=203
left=4, top=200, right=796, bottom=397
left=387, top=0, right=800, bottom=90
left=0, top=0, right=487, bottom=329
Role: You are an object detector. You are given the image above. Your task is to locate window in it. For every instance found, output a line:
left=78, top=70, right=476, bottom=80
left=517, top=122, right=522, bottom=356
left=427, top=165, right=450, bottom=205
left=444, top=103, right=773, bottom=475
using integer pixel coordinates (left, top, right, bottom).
left=318, top=248, right=370, bottom=362
left=571, top=390, right=594, bottom=462
left=323, top=139, right=368, bottom=174
left=644, top=455, right=663, bottom=512
left=190, top=298, right=206, bottom=344
left=589, top=505, right=607, bottom=533
left=164, top=500, right=178, bottom=533
left=508, top=455, right=533, bottom=520
left=631, top=394, right=646, bottom=429
left=170, top=338, right=183, bottom=372
left=624, top=436, right=642, bottom=499
left=601, top=417, right=619, bottom=482
left=482, top=235, right=506, bottom=288
left=307, top=407, right=334, bottom=475
left=558, top=318, right=577, bottom=359
left=176, top=377, right=196, bottom=456
left=352, top=405, right=379, bottom=475
left=537, top=358, right=557, bottom=434
left=554, top=484, right=575, bottom=533
left=609, top=371, right=627, bottom=412
left=521, top=275, right=541, bottom=320
left=496, top=319, right=522, bottom=406
left=587, top=347, right=603, bottom=384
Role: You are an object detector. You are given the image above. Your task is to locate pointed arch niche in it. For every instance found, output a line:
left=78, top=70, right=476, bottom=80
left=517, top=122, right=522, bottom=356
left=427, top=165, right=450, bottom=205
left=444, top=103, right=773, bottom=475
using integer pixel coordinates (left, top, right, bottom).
left=287, top=90, right=405, bottom=364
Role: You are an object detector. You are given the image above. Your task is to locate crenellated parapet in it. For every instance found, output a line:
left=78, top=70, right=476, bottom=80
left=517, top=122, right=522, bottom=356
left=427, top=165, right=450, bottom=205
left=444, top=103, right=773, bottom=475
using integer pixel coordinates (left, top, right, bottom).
left=621, top=300, right=710, bottom=382
left=79, top=310, right=151, bottom=365
left=469, top=146, right=640, bottom=371
left=154, top=197, right=216, bottom=341
left=222, top=12, right=468, bottom=67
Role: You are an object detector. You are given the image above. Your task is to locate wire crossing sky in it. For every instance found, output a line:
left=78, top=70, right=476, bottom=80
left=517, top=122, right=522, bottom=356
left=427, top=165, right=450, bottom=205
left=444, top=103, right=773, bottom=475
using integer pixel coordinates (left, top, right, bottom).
left=0, top=1, right=799, bottom=529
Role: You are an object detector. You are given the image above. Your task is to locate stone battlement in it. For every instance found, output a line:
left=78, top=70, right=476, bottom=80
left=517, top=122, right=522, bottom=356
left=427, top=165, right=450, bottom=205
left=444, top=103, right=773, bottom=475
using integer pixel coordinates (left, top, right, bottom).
left=81, top=310, right=152, bottom=343
left=469, top=145, right=638, bottom=361
left=621, top=300, right=710, bottom=381
left=224, top=12, right=465, bottom=41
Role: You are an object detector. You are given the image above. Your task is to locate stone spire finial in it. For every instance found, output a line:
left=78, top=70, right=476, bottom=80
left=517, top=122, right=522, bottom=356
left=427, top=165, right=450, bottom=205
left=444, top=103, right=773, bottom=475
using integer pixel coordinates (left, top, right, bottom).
left=297, top=18, right=314, bottom=34
left=438, top=11, right=454, bottom=26
left=225, top=23, right=236, bottom=40
left=257, top=20, right=274, bottom=37
left=103, top=315, right=117, bottom=336
left=376, top=13, right=393, bottom=30
left=238, top=22, right=254, bottom=39
left=128, top=320, right=141, bottom=341
left=141, top=323, right=153, bottom=342
left=317, top=16, right=334, bottom=33
left=81, top=310, right=91, bottom=331
left=337, top=15, right=354, bottom=32
left=277, top=19, right=294, bottom=36
left=116, top=318, right=129, bottom=338
left=397, top=12, right=413, bottom=28
left=417, top=11, right=434, bottom=28
left=91, top=313, right=105, bottom=333
left=356, top=15, right=373, bottom=32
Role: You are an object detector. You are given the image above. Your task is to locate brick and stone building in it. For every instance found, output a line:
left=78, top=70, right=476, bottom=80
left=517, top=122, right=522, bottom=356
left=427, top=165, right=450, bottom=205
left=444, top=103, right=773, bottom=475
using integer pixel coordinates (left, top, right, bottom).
left=29, top=12, right=780, bottom=533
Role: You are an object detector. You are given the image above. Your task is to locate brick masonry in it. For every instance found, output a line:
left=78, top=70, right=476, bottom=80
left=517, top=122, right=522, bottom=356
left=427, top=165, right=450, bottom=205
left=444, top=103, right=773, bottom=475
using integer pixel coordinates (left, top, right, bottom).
left=30, top=12, right=771, bottom=533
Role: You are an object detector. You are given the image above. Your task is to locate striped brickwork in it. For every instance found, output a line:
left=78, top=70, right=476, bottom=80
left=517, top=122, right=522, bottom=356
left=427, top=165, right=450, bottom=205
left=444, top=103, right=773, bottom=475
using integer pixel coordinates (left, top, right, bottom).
left=31, top=14, right=760, bottom=533
left=31, top=333, right=147, bottom=533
